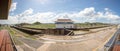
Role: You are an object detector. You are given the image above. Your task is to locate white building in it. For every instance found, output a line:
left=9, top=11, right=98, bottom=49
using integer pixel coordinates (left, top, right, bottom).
left=55, top=19, right=74, bottom=28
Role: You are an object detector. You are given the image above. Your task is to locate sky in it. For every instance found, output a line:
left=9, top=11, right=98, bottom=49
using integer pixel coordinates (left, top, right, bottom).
left=0, top=0, right=120, bottom=24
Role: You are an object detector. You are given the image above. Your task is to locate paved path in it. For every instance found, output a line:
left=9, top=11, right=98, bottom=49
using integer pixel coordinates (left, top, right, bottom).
left=0, top=30, right=15, bottom=51
left=37, top=27, right=117, bottom=51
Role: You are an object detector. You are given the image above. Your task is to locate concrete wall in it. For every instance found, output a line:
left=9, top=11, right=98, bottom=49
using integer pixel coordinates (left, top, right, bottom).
left=42, top=29, right=73, bottom=35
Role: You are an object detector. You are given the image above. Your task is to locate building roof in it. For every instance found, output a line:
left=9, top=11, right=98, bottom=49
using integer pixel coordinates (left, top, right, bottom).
left=55, top=19, right=73, bottom=22
left=0, top=0, right=12, bottom=19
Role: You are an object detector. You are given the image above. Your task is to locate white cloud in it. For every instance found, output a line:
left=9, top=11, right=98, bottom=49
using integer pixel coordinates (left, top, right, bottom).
left=79, top=7, right=95, bottom=17
left=17, top=8, right=34, bottom=23
left=0, top=7, right=120, bottom=24
left=19, top=8, right=33, bottom=16
left=35, top=0, right=66, bottom=5
left=10, top=2, right=17, bottom=12
left=104, top=8, right=109, bottom=11
left=36, top=0, right=50, bottom=5
left=0, top=16, right=18, bottom=24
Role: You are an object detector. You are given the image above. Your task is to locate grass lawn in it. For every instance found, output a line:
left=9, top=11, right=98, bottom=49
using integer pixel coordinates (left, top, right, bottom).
left=75, top=23, right=109, bottom=28
left=22, top=23, right=109, bottom=29
left=23, top=24, right=55, bottom=29
left=0, top=26, right=4, bottom=30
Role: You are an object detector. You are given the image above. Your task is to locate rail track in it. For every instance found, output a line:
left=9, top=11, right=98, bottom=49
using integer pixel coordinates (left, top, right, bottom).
left=0, top=30, right=17, bottom=51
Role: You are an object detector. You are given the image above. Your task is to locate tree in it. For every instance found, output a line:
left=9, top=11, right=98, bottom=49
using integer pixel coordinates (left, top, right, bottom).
left=33, top=22, right=41, bottom=24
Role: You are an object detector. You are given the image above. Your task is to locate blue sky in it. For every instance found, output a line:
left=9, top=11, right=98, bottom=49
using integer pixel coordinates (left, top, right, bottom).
left=11, top=0, right=120, bottom=14
left=0, top=0, right=120, bottom=24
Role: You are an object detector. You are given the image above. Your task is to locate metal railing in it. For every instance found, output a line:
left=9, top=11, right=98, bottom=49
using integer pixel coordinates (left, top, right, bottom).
left=104, top=28, right=120, bottom=51
left=8, top=30, right=17, bottom=51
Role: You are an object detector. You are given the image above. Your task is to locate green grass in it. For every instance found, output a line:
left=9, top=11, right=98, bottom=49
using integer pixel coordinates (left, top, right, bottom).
left=11, top=27, right=36, bottom=39
left=3, top=26, right=23, bottom=45
left=0, top=27, right=2, bottom=30
left=75, top=23, right=109, bottom=28
left=22, top=23, right=109, bottom=29
left=0, top=26, right=4, bottom=30
left=23, top=24, right=55, bottom=29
